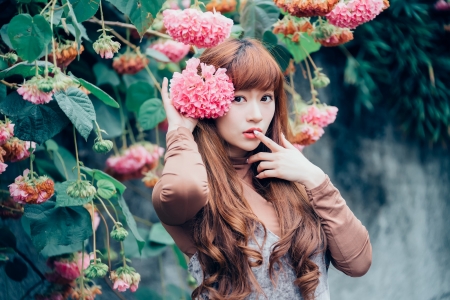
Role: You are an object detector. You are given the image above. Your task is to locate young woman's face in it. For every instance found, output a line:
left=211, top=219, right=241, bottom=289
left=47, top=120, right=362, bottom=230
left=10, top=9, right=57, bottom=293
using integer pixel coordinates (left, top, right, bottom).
left=215, top=89, right=275, bottom=157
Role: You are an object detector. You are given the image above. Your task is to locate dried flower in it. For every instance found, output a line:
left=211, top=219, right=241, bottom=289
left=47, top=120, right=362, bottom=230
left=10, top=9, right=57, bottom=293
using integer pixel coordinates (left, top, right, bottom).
left=273, top=0, right=340, bottom=17
left=0, top=197, right=23, bottom=220
left=112, top=53, right=149, bottom=75
left=142, top=171, right=159, bottom=188
left=17, top=76, right=54, bottom=104
left=163, top=8, right=233, bottom=48
left=2, top=138, right=35, bottom=162
left=291, top=123, right=325, bottom=146
left=170, top=57, right=235, bottom=119
left=93, top=34, right=121, bottom=59
left=8, top=169, right=55, bottom=204
left=150, top=40, right=191, bottom=63
left=0, top=120, right=14, bottom=145
left=326, top=0, right=384, bottom=29
left=311, top=20, right=353, bottom=47
left=273, top=16, right=313, bottom=41
left=49, top=41, right=85, bottom=69
left=206, top=0, right=237, bottom=13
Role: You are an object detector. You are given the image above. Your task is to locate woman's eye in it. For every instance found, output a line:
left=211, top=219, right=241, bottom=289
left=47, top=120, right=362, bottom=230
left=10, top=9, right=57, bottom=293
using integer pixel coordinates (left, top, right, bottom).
left=261, top=95, right=273, bottom=102
left=233, top=96, right=245, bottom=103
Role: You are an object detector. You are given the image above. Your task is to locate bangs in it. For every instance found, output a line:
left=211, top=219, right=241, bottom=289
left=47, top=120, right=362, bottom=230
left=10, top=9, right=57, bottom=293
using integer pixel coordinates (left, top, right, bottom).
left=225, top=43, right=283, bottom=92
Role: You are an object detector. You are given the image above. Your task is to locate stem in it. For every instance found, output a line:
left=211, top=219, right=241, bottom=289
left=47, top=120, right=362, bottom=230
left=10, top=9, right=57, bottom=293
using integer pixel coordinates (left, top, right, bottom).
left=133, top=215, right=153, bottom=226
left=121, top=131, right=127, bottom=150
left=73, top=126, right=81, bottom=181
left=159, top=255, right=166, bottom=300
left=0, top=204, right=24, bottom=214
left=143, top=64, right=162, bottom=93
left=0, top=80, right=17, bottom=89
left=120, top=241, right=126, bottom=267
left=303, top=59, right=317, bottom=104
left=29, top=154, right=34, bottom=179
left=134, top=113, right=145, bottom=141
left=44, top=43, right=49, bottom=76
left=126, top=119, right=136, bottom=144
left=94, top=120, right=103, bottom=140
left=91, top=201, right=97, bottom=262
left=50, top=0, right=58, bottom=67
left=97, top=210, right=111, bottom=271
left=105, top=197, right=120, bottom=221
left=99, top=0, right=106, bottom=35
left=80, top=244, right=85, bottom=299
left=35, top=60, right=39, bottom=77
left=95, top=195, right=117, bottom=224
left=300, top=45, right=318, bottom=71
left=86, top=18, right=172, bottom=39
left=39, top=0, right=53, bottom=15
left=112, top=139, right=120, bottom=155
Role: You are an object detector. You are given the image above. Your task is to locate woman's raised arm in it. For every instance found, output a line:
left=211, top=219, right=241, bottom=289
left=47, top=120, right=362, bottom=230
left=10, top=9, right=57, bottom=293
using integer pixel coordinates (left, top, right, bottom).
left=152, top=126, right=209, bottom=226
left=306, top=175, right=372, bottom=277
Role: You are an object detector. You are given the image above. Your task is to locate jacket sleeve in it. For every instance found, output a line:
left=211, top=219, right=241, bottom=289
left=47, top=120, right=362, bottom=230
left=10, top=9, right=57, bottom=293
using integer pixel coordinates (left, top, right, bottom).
left=152, top=126, right=209, bottom=226
left=306, top=175, right=372, bottom=277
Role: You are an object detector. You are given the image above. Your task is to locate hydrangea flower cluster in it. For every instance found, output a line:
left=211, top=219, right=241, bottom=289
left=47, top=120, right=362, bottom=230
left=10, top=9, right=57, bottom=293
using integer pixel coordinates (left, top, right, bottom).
left=1, top=128, right=35, bottom=175
left=8, top=169, right=55, bottom=204
left=149, top=40, right=191, bottom=63
left=105, top=143, right=164, bottom=181
left=17, top=76, right=54, bottom=104
left=272, top=17, right=313, bottom=42
left=93, top=34, right=121, bottom=59
left=163, top=8, right=233, bottom=48
left=112, top=53, right=149, bottom=74
left=326, top=0, right=384, bottom=29
left=48, top=40, right=85, bottom=69
left=291, top=122, right=325, bottom=146
left=110, top=266, right=141, bottom=292
left=170, top=57, right=235, bottom=119
left=273, top=0, right=340, bottom=17
left=311, top=20, right=354, bottom=47
left=0, top=120, right=14, bottom=145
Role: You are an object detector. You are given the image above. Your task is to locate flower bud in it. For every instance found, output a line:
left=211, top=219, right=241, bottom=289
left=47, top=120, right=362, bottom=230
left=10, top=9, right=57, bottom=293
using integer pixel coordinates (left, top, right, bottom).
left=312, top=70, right=330, bottom=89
left=84, top=261, right=109, bottom=279
left=110, top=226, right=129, bottom=241
left=66, top=180, right=97, bottom=199
left=37, top=77, right=55, bottom=93
left=93, top=140, right=113, bottom=154
left=5, top=53, right=18, bottom=65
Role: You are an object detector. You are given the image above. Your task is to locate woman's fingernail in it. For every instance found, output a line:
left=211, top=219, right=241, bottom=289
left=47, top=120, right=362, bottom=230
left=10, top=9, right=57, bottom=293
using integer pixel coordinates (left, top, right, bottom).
left=253, top=130, right=259, bottom=135
left=246, top=158, right=249, bottom=164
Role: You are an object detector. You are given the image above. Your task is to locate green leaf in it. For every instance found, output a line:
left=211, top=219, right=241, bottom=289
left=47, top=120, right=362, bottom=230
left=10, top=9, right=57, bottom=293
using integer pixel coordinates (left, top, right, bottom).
left=123, top=227, right=166, bottom=258
left=241, top=0, right=280, bottom=39
left=0, top=227, right=17, bottom=249
left=0, top=92, right=70, bottom=144
left=145, top=48, right=171, bottom=63
left=93, top=63, right=121, bottom=87
left=0, top=61, right=52, bottom=80
left=81, top=166, right=126, bottom=194
left=92, top=96, right=124, bottom=139
left=55, top=181, right=94, bottom=207
left=24, top=201, right=93, bottom=252
left=35, top=158, right=65, bottom=181
left=149, top=222, right=175, bottom=245
left=53, top=87, right=96, bottom=140
left=134, top=287, right=163, bottom=300
left=44, top=139, right=59, bottom=151
left=270, top=44, right=292, bottom=72
left=62, top=0, right=84, bottom=52
left=77, top=78, right=119, bottom=108
left=263, top=30, right=278, bottom=46
left=105, top=0, right=165, bottom=38
left=53, top=145, right=78, bottom=180
left=138, top=98, right=166, bottom=130
left=96, top=179, right=117, bottom=199
left=166, top=284, right=192, bottom=300
left=230, top=24, right=244, bottom=39
left=0, top=24, right=13, bottom=49
left=116, top=194, right=145, bottom=253
left=7, top=14, right=52, bottom=62
left=279, top=34, right=321, bottom=63
left=126, top=81, right=155, bottom=112
left=172, top=245, right=188, bottom=270
left=0, top=84, right=6, bottom=101
left=69, top=0, right=100, bottom=22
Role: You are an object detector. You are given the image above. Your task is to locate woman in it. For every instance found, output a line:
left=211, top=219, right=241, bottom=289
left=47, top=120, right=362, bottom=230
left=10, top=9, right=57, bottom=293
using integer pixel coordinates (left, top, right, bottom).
left=152, top=38, right=372, bottom=300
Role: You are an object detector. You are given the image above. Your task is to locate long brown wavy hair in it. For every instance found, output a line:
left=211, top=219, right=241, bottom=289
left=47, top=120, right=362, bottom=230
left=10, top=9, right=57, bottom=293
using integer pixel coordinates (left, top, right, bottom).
left=191, top=38, right=326, bottom=300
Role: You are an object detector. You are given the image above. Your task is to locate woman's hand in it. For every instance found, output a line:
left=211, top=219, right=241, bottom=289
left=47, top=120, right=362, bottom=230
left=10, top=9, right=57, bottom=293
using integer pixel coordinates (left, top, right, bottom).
left=247, top=131, right=327, bottom=190
left=161, top=77, right=198, bottom=133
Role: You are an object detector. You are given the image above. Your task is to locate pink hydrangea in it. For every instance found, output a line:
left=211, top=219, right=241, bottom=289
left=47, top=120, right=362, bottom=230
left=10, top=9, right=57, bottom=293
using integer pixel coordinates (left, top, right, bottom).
left=163, top=8, right=233, bottom=48
left=150, top=40, right=191, bottom=63
left=326, top=0, right=384, bottom=29
left=435, top=0, right=450, bottom=10
left=292, top=123, right=325, bottom=146
left=0, top=162, right=7, bottom=174
left=170, top=57, right=234, bottom=119
left=9, top=169, right=54, bottom=204
left=0, top=120, right=14, bottom=145
left=53, top=260, right=80, bottom=280
left=17, top=81, right=53, bottom=104
left=299, top=104, right=338, bottom=127
left=113, top=279, right=130, bottom=292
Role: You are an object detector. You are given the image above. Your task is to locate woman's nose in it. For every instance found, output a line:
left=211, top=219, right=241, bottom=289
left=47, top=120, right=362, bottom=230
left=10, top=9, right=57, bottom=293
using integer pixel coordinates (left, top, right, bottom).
left=246, top=100, right=263, bottom=123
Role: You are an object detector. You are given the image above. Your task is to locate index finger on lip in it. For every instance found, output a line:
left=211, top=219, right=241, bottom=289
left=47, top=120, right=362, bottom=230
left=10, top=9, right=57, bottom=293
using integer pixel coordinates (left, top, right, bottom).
left=254, top=131, right=283, bottom=152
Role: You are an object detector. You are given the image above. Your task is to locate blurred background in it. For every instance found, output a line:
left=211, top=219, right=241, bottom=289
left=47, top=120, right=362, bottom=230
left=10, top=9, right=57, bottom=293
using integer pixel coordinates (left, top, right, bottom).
left=0, top=0, right=449, bottom=299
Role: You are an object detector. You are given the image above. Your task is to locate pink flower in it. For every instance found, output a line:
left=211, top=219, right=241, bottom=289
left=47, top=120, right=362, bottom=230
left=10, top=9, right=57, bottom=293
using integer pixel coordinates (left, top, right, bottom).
left=93, top=34, right=121, bottom=59
left=76, top=252, right=94, bottom=271
left=17, top=81, right=53, bottom=104
left=292, top=123, right=325, bottom=146
left=8, top=169, right=54, bottom=204
left=106, top=145, right=147, bottom=174
left=435, top=0, right=450, bottom=10
left=299, top=104, right=338, bottom=127
left=326, top=0, right=384, bottom=29
left=130, top=283, right=139, bottom=292
left=150, top=40, right=191, bottom=63
left=113, top=279, right=130, bottom=292
left=0, top=162, right=7, bottom=174
left=53, top=260, right=80, bottom=280
left=170, top=57, right=234, bottom=119
left=0, top=120, right=14, bottom=145
left=163, top=8, right=233, bottom=48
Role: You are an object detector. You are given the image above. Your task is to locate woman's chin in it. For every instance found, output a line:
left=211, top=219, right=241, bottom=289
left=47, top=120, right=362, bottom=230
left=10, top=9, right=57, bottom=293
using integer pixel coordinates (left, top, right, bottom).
left=237, top=140, right=261, bottom=152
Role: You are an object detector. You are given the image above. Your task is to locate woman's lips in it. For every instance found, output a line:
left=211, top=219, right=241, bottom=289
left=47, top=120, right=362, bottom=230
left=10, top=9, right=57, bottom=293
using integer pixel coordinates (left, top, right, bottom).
left=243, top=128, right=262, bottom=139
